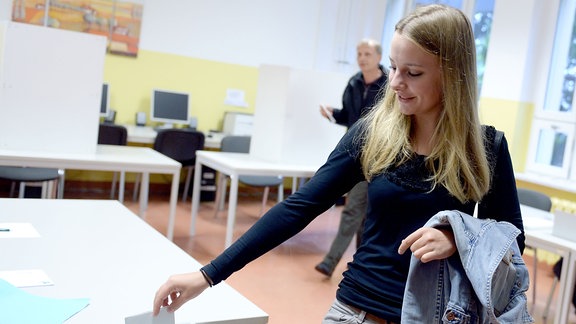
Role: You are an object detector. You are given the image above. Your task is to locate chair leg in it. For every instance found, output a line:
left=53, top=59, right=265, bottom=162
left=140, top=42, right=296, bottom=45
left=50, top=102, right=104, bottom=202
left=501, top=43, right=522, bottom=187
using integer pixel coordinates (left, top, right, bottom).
left=213, top=173, right=228, bottom=218
left=111, top=172, right=118, bottom=199
left=182, top=166, right=194, bottom=203
left=41, top=181, right=49, bottom=198
left=9, top=181, right=16, bottom=198
left=543, top=277, right=559, bottom=324
left=133, top=174, right=141, bottom=201
left=57, top=169, right=65, bottom=199
left=277, top=182, right=284, bottom=202
left=259, top=186, right=270, bottom=217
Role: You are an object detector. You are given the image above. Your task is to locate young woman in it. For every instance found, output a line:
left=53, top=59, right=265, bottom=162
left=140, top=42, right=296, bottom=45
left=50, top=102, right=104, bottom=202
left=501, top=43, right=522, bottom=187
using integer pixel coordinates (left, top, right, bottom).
left=153, top=5, right=526, bottom=323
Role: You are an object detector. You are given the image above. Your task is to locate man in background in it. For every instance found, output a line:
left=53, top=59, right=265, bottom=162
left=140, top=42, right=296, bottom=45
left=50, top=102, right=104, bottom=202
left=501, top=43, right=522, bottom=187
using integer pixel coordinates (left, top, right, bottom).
left=317, top=38, right=387, bottom=277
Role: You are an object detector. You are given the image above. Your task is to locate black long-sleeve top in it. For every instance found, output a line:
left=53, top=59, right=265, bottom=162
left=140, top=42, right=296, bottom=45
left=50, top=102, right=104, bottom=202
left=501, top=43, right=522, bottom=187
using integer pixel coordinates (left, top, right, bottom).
left=202, top=123, right=525, bottom=322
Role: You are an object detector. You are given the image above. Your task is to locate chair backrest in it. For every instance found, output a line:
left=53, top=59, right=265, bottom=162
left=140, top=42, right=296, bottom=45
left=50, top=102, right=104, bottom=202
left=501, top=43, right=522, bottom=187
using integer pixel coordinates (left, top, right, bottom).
left=220, top=136, right=251, bottom=153
left=98, top=124, right=128, bottom=146
left=153, top=129, right=205, bottom=166
left=517, top=188, right=552, bottom=211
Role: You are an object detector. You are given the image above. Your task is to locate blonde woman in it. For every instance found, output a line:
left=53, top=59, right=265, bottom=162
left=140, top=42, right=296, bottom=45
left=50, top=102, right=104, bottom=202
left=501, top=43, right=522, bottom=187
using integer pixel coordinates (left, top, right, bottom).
left=154, top=5, right=527, bottom=323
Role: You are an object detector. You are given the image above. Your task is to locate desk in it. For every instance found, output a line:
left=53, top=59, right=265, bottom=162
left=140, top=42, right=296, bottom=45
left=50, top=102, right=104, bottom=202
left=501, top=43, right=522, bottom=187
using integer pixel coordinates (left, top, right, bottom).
left=190, top=151, right=319, bottom=248
left=0, top=145, right=181, bottom=240
left=124, top=124, right=223, bottom=149
left=0, top=199, right=268, bottom=323
left=522, top=205, right=576, bottom=324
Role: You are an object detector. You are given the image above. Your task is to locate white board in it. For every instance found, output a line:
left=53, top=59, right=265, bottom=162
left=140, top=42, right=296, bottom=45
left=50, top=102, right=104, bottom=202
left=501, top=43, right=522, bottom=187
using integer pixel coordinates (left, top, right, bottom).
left=0, top=21, right=106, bottom=154
left=250, top=65, right=349, bottom=166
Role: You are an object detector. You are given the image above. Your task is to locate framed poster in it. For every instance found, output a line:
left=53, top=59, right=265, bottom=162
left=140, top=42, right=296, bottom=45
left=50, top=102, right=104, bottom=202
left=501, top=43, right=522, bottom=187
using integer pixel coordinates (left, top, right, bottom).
left=11, top=0, right=143, bottom=57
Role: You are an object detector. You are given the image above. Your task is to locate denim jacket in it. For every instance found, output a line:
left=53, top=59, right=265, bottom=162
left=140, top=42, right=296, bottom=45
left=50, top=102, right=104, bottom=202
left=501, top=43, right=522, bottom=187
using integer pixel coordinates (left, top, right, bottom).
left=401, top=210, right=533, bottom=323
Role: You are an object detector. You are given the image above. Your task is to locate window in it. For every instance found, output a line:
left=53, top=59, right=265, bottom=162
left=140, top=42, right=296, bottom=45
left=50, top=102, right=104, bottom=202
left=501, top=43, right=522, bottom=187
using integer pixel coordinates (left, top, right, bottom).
left=541, top=0, right=576, bottom=121
left=527, top=0, right=576, bottom=180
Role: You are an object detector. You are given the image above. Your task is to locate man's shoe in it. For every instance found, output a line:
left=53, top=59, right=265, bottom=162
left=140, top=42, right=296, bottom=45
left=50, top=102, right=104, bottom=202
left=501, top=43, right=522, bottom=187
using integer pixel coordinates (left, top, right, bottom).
left=315, top=262, right=333, bottom=277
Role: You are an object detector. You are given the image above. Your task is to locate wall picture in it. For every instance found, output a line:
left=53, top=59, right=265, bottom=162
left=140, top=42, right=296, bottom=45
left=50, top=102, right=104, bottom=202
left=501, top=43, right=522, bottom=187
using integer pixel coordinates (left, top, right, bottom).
left=11, top=0, right=143, bottom=57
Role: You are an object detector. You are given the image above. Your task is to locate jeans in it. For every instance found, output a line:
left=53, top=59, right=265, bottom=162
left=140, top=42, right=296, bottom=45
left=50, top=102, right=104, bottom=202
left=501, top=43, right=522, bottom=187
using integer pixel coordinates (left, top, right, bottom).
left=320, top=181, right=368, bottom=273
left=323, top=299, right=395, bottom=324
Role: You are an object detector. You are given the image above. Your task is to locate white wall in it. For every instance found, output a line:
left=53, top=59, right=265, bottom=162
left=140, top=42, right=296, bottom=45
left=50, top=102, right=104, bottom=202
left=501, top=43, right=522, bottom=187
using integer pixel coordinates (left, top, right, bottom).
left=0, top=0, right=386, bottom=74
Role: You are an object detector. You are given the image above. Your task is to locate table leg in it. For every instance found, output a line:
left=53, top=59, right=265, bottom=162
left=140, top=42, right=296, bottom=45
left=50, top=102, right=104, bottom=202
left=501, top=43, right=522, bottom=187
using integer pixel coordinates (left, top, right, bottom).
left=225, top=174, right=239, bottom=248
left=166, top=169, right=180, bottom=241
left=139, top=172, right=149, bottom=219
left=557, top=252, right=576, bottom=324
left=189, top=160, right=203, bottom=236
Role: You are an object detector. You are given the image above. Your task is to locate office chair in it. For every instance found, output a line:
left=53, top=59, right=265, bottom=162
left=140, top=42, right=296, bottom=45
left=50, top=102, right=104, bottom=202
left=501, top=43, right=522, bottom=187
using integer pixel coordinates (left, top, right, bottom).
left=214, top=135, right=284, bottom=217
left=98, top=123, right=128, bottom=201
left=0, top=166, right=65, bottom=199
left=517, top=188, right=553, bottom=317
left=134, top=128, right=205, bottom=202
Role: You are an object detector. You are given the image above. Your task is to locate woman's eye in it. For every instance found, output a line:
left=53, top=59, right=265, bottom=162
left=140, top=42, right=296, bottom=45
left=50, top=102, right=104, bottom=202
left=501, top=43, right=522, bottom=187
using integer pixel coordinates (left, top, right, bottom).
left=408, top=72, right=422, bottom=77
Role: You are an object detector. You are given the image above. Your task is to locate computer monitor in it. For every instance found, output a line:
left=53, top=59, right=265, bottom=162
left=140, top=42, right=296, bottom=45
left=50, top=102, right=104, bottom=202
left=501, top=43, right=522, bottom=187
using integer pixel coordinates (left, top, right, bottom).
left=150, top=89, right=190, bottom=128
left=100, top=83, right=110, bottom=117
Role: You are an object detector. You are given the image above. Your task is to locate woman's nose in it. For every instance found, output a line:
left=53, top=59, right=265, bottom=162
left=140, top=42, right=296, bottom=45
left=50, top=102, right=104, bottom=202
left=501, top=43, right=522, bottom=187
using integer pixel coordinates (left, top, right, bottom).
left=389, top=72, right=404, bottom=91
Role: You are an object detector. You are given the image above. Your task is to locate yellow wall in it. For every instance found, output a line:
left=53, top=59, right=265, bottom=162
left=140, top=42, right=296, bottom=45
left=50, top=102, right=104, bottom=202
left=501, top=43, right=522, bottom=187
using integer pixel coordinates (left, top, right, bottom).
left=479, top=97, right=534, bottom=172
left=66, top=50, right=259, bottom=184
left=104, top=50, right=259, bottom=132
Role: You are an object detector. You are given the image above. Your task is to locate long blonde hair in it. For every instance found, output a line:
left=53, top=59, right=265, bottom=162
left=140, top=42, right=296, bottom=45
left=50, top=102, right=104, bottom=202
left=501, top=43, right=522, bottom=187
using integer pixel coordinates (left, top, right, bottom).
left=360, top=4, right=490, bottom=203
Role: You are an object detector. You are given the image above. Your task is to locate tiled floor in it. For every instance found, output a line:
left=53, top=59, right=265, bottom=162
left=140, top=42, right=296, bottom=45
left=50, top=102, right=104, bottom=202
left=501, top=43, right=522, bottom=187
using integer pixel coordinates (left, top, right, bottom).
left=2, top=183, right=575, bottom=323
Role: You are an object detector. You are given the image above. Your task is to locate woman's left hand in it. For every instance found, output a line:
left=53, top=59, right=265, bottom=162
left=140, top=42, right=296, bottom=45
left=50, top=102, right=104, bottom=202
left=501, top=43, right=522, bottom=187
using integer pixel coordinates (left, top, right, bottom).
left=397, top=227, right=456, bottom=263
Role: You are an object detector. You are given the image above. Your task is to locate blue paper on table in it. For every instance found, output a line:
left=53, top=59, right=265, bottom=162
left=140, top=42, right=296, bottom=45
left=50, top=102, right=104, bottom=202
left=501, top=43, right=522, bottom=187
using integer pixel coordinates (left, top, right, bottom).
left=0, top=278, right=89, bottom=324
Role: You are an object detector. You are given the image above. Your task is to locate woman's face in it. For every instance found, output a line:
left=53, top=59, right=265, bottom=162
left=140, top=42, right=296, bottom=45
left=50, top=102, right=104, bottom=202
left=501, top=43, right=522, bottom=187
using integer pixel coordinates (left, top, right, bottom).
left=388, top=32, right=443, bottom=121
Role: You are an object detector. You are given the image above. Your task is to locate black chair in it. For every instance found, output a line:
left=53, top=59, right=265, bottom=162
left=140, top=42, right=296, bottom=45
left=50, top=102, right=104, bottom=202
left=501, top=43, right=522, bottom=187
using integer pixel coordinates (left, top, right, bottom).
left=0, top=166, right=64, bottom=198
left=517, top=188, right=552, bottom=316
left=214, top=135, right=284, bottom=217
left=98, top=123, right=128, bottom=200
left=135, top=128, right=205, bottom=202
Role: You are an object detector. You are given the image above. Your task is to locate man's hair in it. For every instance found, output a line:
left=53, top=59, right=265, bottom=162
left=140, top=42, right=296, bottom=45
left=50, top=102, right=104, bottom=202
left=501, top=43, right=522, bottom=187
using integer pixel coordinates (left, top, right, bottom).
left=357, top=38, right=383, bottom=56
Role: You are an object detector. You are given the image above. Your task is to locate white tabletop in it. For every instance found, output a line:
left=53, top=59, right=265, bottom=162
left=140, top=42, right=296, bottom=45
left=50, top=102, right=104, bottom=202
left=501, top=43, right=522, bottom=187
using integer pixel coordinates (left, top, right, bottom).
left=190, top=151, right=320, bottom=248
left=0, top=145, right=181, bottom=173
left=522, top=204, right=576, bottom=324
left=0, top=145, right=182, bottom=240
left=195, top=151, right=319, bottom=176
left=0, top=199, right=268, bottom=324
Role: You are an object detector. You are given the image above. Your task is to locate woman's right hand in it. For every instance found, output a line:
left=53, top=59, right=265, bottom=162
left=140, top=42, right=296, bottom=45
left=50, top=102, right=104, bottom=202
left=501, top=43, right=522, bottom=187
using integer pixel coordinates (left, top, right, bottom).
left=152, top=272, right=210, bottom=315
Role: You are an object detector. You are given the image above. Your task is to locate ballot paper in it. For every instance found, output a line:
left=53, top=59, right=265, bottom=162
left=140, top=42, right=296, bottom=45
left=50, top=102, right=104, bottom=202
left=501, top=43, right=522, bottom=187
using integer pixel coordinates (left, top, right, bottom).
left=125, top=307, right=175, bottom=324
left=0, top=269, right=54, bottom=288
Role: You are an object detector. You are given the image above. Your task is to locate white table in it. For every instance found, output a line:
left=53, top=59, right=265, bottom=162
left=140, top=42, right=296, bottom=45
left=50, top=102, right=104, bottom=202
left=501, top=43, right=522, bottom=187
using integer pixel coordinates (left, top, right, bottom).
left=0, top=145, right=181, bottom=240
left=190, top=151, right=320, bottom=248
left=522, top=204, right=576, bottom=324
left=124, top=124, right=223, bottom=149
left=0, top=199, right=268, bottom=323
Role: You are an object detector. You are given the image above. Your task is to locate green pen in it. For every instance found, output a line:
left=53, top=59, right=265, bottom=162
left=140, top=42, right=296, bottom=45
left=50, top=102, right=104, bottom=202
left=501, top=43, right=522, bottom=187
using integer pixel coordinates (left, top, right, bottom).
left=0, top=228, right=10, bottom=232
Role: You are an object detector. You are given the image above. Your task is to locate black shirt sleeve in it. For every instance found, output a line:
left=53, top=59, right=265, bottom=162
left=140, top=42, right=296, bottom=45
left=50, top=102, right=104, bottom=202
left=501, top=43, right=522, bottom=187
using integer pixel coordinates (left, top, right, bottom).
left=202, top=125, right=366, bottom=284
left=477, top=134, right=525, bottom=253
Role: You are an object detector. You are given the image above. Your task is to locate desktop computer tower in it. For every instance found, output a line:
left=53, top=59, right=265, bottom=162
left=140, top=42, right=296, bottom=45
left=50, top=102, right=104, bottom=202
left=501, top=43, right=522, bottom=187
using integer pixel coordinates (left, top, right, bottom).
left=190, top=167, right=216, bottom=202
